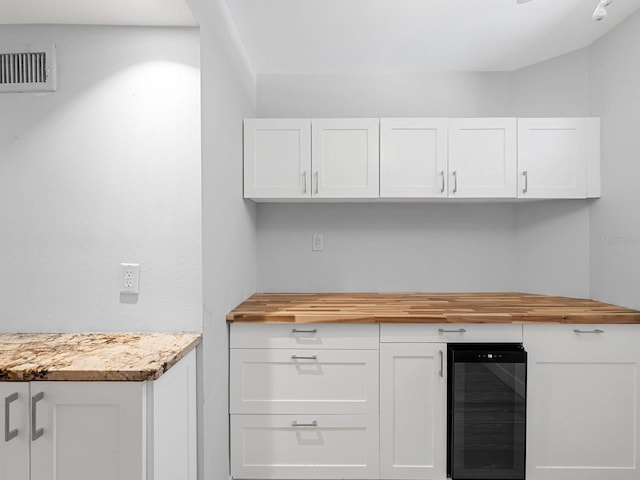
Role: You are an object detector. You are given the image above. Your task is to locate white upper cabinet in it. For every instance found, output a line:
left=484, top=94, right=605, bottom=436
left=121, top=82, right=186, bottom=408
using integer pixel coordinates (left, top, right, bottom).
left=448, top=118, right=517, bottom=198
left=518, top=118, right=600, bottom=199
left=380, top=118, right=448, bottom=198
left=244, top=118, right=312, bottom=199
left=312, top=118, right=380, bottom=198
left=244, top=117, right=600, bottom=201
left=244, top=118, right=378, bottom=200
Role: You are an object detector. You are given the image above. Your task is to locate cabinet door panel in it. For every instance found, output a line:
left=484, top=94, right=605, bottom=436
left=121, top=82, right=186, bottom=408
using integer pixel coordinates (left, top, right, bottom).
left=380, top=343, right=446, bottom=480
left=449, top=118, right=517, bottom=198
left=30, top=382, right=146, bottom=480
left=380, top=118, right=448, bottom=198
left=525, top=325, right=640, bottom=480
left=244, top=118, right=312, bottom=199
left=231, top=414, right=379, bottom=479
left=518, top=118, right=595, bottom=199
left=0, top=383, right=29, bottom=480
left=312, top=118, right=379, bottom=198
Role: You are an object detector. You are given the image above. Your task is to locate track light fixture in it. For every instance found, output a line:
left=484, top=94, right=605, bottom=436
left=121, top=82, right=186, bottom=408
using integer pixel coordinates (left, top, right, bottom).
left=593, top=0, right=613, bottom=21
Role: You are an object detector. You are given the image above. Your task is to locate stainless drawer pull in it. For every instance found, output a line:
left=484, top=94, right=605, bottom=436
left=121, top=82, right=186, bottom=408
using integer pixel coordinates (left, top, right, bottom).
left=292, top=420, right=317, bottom=427
left=292, top=328, right=317, bottom=334
left=4, top=392, right=18, bottom=442
left=439, top=350, right=444, bottom=378
left=31, top=392, right=44, bottom=441
left=438, top=328, right=467, bottom=334
left=574, top=329, right=604, bottom=334
left=291, top=355, right=317, bottom=360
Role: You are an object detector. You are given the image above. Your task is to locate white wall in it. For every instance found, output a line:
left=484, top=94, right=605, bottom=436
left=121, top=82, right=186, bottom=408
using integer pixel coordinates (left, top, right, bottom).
left=184, top=0, right=257, bottom=479
left=511, top=48, right=592, bottom=298
left=255, top=61, right=593, bottom=296
left=0, top=25, right=202, bottom=332
left=589, top=10, right=640, bottom=309
left=258, top=72, right=513, bottom=118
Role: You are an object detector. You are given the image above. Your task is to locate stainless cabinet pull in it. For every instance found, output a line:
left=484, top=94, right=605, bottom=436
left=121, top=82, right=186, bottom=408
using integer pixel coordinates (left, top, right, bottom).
left=574, top=329, right=604, bottom=334
left=31, top=392, right=44, bottom=441
left=452, top=171, right=458, bottom=194
left=292, top=328, right=317, bottom=334
left=292, top=420, right=317, bottom=427
left=302, top=171, right=307, bottom=194
left=439, top=350, right=444, bottom=378
left=291, top=355, right=317, bottom=360
left=438, top=328, right=467, bottom=334
left=314, top=171, right=319, bottom=195
left=522, top=171, right=528, bottom=194
left=440, top=170, right=445, bottom=194
left=4, top=392, right=18, bottom=442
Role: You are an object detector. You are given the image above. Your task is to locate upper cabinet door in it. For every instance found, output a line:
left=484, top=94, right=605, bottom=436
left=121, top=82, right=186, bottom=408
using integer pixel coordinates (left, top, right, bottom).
left=380, top=118, right=448, bottom=198
left=518, top=118, right=599, bottom=199
left=312, top=119, right=379, bottom=198
left=448, top=118, right=517, bottom=198
left=244, top=119, right=312, bottom=199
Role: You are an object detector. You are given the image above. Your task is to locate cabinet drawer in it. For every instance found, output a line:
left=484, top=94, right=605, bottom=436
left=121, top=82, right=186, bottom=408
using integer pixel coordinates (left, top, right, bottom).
left=230, top=323, right=379, bottom=349
left=380, top=323, right=522, bottom=343
left=230, top=414, right=379, bottom=479
left=230, top=349, right=379, bottom=414
left=524, top=324, right=640, bottom=360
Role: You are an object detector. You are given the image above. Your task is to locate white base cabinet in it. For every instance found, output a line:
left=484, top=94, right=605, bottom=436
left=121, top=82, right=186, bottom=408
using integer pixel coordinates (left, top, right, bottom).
left=380, top=343, right=446, bottom=480
left=0, top=350, right=196, bottom=480
left=230, top=324, right=380, bottom=480
left=524, top=325, right=640, bottom=480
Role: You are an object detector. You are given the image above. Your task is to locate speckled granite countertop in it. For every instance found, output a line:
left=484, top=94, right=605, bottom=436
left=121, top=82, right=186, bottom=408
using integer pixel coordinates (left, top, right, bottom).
left=0, top=333, right=201, bottom=382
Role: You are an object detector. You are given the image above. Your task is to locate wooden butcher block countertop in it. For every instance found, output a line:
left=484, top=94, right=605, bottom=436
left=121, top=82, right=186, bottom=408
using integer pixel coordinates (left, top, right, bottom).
left=0, top=332, right=201, bottom=382
left=226, top=292, right=640, bottom=324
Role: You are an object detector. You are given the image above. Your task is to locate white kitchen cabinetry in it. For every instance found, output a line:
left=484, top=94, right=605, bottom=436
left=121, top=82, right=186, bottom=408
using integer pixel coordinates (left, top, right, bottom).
left=518, top=118, right=601, bottom=199
left=448, top=118, right=517, bottom=198
left=0, top=383, right=29, bottom=480
left=0, top=350, right=196, bottom=480
left=312, top=118, right=379, bottom=198
left=379, top=343, right=446, bottom=480
left=524, top=325, right=640, bottom=480
left=244, top=118, right=379, bottom=200
left=243, top=118, right=312, bottom=199
left=380, top=118, right=448, bottom=198
left=230, top=323, right=380, bottom=479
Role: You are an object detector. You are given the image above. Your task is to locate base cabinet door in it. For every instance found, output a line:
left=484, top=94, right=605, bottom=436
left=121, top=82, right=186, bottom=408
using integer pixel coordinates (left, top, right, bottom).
left=380, top=343, right=446, bottom=480
left=525, top=325, right=640, bottom=480
left=0, top=383, right=29, bottom=480
left=231, top=414, right=379, bottom=479
left=30, top=382, right=146, bottom=480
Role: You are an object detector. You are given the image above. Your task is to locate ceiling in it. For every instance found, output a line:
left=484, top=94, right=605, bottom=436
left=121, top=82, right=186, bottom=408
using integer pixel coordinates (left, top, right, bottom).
left=1, top=0, right=638, bottom=74
left=225, top=0, right=640, bottom=74
left=0, top=0, right=197, bottom=26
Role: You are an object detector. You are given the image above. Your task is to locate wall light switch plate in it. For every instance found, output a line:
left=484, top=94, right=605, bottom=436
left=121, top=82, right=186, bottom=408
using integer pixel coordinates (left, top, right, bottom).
left=312, top=234, right=324, bottom=252
left=120, top=263, right=140, bottom=295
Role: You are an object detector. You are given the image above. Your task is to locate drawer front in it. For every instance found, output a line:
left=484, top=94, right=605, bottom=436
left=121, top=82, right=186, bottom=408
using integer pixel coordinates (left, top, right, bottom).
left=230, top=323, right=379, bottom=349
left=380, top=323, right=523, bottom=343
left=230, top=414, right=379, bottom=479
left=230, top=349, right=379, bottom=414
left=524, top=324, right=640, bottom=361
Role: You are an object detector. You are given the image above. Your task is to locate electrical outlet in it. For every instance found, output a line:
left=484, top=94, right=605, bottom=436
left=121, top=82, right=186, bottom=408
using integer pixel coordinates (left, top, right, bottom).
left=120, top=263, right=140, bottom=295
left=312, top=234, right=324, bottom=252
